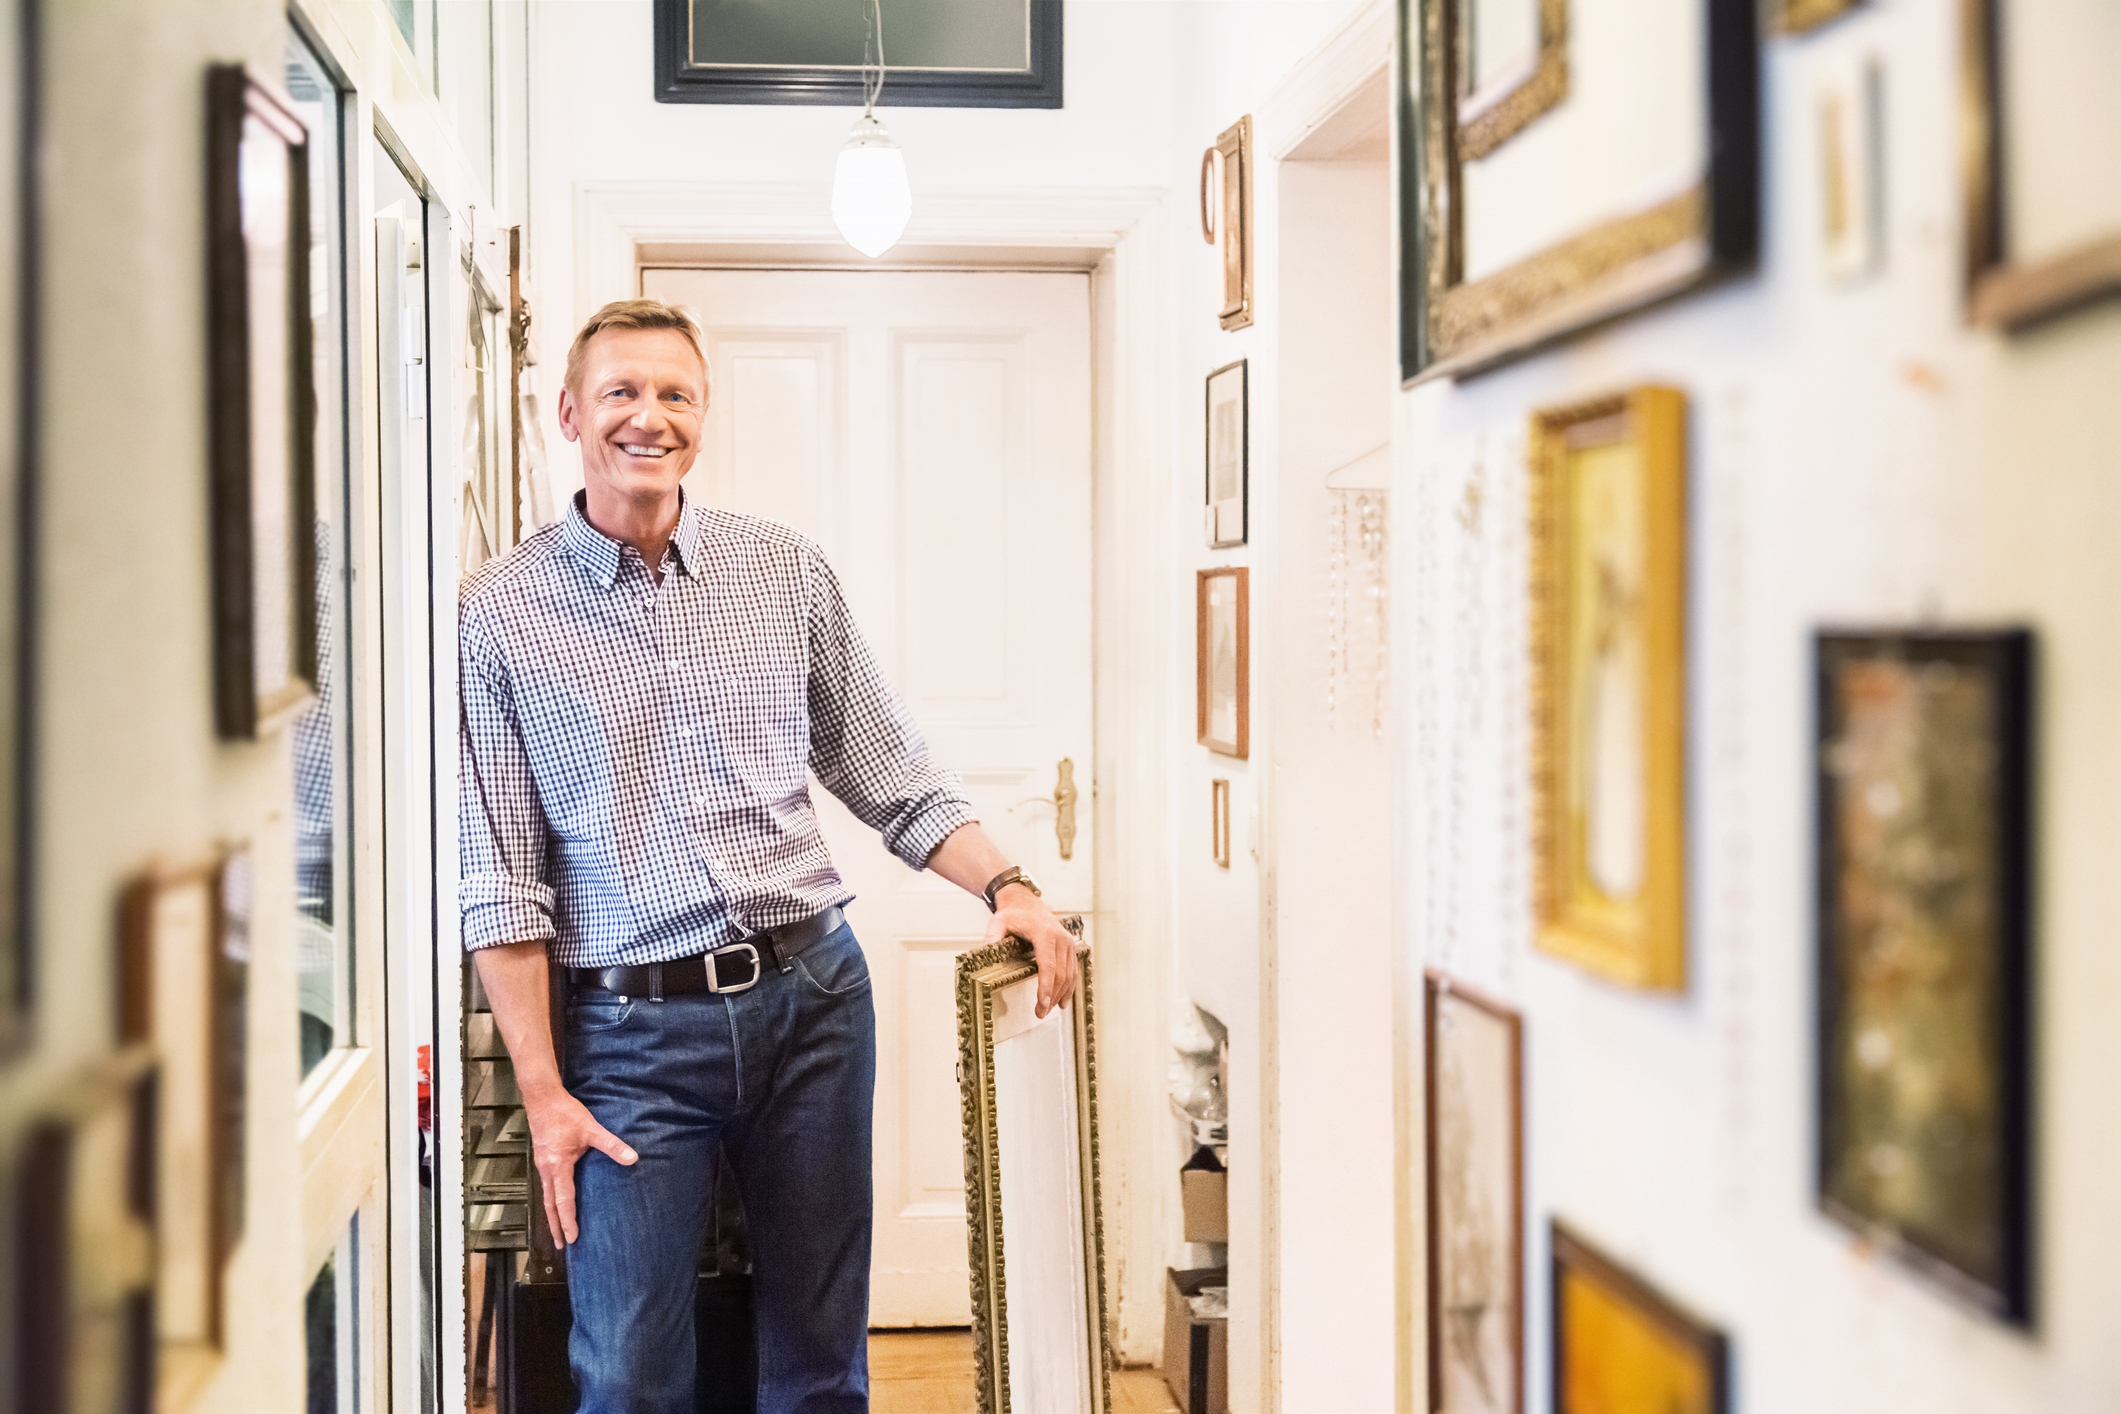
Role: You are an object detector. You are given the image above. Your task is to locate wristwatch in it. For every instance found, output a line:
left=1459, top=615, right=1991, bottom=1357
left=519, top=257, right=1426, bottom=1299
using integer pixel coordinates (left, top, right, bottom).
left=981, top=865, right=1042, bottom=913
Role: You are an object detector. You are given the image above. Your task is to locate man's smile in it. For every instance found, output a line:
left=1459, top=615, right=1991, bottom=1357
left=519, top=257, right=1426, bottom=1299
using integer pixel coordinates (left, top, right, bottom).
left=619, top=442, right=673, bottom=459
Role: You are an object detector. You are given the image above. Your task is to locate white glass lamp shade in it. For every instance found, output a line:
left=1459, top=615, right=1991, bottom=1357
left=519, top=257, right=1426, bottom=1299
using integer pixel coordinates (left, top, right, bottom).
left=832, top=115, right=912, bottom=259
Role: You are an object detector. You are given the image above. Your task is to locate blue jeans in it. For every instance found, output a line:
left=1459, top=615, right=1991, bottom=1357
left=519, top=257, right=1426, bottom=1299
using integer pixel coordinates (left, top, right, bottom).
left=562, top=921, right=876, bottom=1414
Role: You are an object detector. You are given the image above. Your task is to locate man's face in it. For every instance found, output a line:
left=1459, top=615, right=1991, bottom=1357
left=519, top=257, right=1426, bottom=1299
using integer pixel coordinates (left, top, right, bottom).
left=558, top=326, right=707, bottom=502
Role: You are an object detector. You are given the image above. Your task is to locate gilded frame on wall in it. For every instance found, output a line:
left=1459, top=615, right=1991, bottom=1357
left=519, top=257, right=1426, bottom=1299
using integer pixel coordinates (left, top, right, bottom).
left=1200, top=116, right=1254, bottom=331
left=1396, top=0, right=1759, bottom=382
left=1454, top=0, right=1567, bottom=161
left=1814, top=630, right=2033, bottom=1323
left=1766, top=0, right=1862, bottom=35
left=1425, top=972, right=1523, bottom=1414
left=1196, top=567, right=1250, bottom=759
left=1960, top=0, right=2121, bottom=329
left=957, top=925, right=1111, bottom=1414
left=1551, top=1222, right=1728, bottom=1414
left=1528, top=389, right=1687, bottom=991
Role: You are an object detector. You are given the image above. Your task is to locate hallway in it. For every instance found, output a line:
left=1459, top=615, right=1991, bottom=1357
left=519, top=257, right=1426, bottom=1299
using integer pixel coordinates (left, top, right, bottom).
left=4, top=0, right=2121, bottom=1412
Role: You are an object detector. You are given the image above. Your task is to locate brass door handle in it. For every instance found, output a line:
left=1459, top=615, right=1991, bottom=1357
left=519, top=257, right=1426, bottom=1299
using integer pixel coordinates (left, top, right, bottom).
left=1054, top=758, right=1079, bottom=861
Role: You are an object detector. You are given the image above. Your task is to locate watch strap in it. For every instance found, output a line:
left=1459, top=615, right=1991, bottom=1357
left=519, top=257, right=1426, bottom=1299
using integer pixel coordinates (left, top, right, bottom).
left=982, top=865, right=1034, bottom=912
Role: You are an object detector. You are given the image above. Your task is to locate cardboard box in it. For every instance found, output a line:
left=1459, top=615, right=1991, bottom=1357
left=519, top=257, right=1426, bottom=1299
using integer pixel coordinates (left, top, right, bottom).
left=1180, top=1146, right=1228, bottom=1244
left=1162, top=1266, right=1229, bottom=1414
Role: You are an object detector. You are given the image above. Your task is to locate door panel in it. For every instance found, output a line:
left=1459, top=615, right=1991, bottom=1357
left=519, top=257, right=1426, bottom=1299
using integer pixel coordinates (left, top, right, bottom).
left=641, top=269, right=1093, bottom=1326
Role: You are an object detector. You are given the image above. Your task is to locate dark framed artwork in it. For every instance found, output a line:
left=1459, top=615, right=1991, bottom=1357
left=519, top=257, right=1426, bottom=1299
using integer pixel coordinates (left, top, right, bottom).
left=206, top=64, right=317, bottom=740
left=1425, top=973, right=1523, bottom=1414
left=1396, top=0, right=1759, bottom=382
left=1961, top=0, right=2121, bottom=329
left=1199, top=116, right=1254, bottom=331
left=1551, top=1222, right=1728, bottom=1414
left=1196, top=567, right=1249, bottom=759
left=0, top=0, right=40, bottom=1050
left=15, top=1055, right=158, bottom=1414
left=653, top=0, right=1063, bottom=109
left=1815, top=630, right=2033, bottom=1323
left=1204, top=359, right=1247, bottom=548
left=1528, top=389, right=1689, bottom=992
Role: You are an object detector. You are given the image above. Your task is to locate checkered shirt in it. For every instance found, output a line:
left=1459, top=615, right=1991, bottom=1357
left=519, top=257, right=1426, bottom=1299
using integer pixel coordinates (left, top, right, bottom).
left=458, top=492, right=974, bottom=968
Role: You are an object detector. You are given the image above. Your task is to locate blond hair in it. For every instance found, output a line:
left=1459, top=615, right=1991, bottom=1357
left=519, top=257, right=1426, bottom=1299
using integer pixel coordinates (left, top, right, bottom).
left=563, top=298, right=709, bottom=396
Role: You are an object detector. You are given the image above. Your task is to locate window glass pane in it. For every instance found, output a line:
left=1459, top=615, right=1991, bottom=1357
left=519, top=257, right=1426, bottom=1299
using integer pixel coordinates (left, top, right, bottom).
left=387, top=0, right=414, bottom=46
left=304, top=1252, right=337, bottom=1414
left=286, top=34, right=352, bottom=1079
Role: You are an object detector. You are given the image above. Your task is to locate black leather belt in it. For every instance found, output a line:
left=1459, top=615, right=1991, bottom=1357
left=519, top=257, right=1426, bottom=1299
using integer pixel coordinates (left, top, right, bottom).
left=569, top=906, right=844, bottom=1000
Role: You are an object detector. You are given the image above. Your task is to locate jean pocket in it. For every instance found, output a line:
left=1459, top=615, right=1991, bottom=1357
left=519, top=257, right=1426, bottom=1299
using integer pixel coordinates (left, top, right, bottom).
left=567, top=997, right=636, bottom=1033
left=792, top=931, right=872, bottom=998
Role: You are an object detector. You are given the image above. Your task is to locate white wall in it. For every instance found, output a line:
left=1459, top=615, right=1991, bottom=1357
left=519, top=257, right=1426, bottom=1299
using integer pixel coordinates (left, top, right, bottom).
left=1397, top=2, right=2121, bottom=1411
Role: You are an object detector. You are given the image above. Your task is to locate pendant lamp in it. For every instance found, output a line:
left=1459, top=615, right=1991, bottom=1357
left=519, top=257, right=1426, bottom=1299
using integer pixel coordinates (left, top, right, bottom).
left=832, top=0, right=911, bottom=258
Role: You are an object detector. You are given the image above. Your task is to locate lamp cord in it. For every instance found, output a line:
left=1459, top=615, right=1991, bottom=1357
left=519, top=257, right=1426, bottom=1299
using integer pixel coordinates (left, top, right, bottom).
left=862, top=0, right=887, bottom=116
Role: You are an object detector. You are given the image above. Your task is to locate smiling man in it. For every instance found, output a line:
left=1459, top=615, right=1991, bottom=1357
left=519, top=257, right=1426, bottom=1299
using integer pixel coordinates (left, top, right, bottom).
left=458, top=299, right=1078, bottom=1413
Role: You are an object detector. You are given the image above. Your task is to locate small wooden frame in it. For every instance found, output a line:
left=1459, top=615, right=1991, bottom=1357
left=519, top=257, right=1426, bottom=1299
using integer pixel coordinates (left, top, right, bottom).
left=1210, top=779, right=1231, bottom=869
left=1815, top=629, right=2034, bottom=1323
left=1552, top=1222, right=1728, bottom=1414
left=1196, top=567, right=1250, bottom=759
left=1528, top=389, right=1688, bottom=991
left=957, top=925, right=1111, bottom=1414
left=1425, top=973, right=1524, bottom=1414
left=206, top=65, right=318, bottom=739
left=1203, top=359, right=1248, bottom=548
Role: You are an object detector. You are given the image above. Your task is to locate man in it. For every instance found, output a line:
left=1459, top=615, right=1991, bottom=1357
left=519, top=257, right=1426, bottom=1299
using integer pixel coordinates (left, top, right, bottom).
left=460, top=298, right=1079, bottom=1413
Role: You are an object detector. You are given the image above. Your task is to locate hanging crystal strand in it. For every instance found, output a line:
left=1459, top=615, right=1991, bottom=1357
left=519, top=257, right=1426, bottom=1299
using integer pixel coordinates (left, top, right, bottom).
left=1359, top=492, right=1390, bottom=740
left=1326, top=490, right=1350, bottom=729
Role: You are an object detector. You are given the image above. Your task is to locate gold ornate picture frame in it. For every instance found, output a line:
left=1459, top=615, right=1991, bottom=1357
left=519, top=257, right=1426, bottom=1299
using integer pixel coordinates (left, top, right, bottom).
left=1455, top=0, right=1568, bottom=161
left=1200, top=116, right=1254, bottom=331
left=1766, top=0, right=1862, bottom=36
left=1397, top=0, right=1759, bottom=382
left=1528, top=389, right=1687, bottom=991
left=957, top=927, right=1111, bottom=1414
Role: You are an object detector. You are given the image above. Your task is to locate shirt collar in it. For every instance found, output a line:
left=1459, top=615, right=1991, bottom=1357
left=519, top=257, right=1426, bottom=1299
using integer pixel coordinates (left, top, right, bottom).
left=563, top=490, right=705, bottom=588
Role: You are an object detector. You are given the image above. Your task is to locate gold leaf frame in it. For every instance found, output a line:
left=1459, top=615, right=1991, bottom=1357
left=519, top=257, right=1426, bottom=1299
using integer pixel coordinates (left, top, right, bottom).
left=1455, top=0, right=1569, bottom=161
left=1397, top=0, right=1760, bottom=382
left=1766, top=0, right=1862, bottom=36
left=957, top=924, right=1112, bottom=1414
left=1527, top=388, right=1687, bottom=991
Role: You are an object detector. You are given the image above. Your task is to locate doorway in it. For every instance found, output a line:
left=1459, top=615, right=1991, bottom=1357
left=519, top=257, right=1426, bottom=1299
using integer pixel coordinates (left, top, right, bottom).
left=642, top=266, right=1096, bottom=1328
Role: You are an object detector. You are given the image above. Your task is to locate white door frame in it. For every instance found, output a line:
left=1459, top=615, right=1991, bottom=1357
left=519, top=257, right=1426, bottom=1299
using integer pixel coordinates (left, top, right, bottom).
left=572, top=181, right=1178, bottom=1363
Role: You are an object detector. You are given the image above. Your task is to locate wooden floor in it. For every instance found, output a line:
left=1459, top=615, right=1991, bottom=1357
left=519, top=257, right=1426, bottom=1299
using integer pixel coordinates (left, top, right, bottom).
left=871, top=1330, right=1180, bottom=1414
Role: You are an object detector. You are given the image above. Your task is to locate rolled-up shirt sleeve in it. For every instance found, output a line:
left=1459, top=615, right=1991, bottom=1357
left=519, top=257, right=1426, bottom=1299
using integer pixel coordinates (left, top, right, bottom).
left=804, top=547, right=975, bottom=869
left=459, top=614, right=558, bottom=950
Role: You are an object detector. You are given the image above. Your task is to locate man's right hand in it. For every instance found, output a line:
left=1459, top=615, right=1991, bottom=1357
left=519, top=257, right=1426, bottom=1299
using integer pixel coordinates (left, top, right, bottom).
left=524, top=1083, right=638, bottom=1246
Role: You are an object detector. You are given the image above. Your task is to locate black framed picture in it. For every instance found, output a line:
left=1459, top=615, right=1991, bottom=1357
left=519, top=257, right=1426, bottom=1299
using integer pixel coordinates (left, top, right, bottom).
left=1396, top=0, right=1759, bottom=382
left=0, top=0, right=39, bottom=1048
left=654, top=0, right=1063, bottom=108
left=206, top=64, right=318, bottom=740
left=1815, top=629, right=2034, bottom=1323
left=1204, top=359, right=1247, bottom=549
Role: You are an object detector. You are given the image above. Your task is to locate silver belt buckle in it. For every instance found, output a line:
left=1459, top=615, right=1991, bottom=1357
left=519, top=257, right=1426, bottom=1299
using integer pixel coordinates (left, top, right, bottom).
left=704, top=941, right=761, bottom=995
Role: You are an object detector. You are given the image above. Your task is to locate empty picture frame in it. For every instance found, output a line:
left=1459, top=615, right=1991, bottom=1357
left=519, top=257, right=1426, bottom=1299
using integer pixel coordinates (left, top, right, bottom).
left=1815, top=53, right=1885, bottom=285
left=1528, top=389, right=1687, bottom=991
left=1425, top=973, right=1523, bottom=1414
left=1197, top=567, right=1250, bottom=759
left=1397, top=0, right=1760, bottom=381
left=1204, top=359, right=1248, bottom=548
left=206, top=64, right=317, bottom=740
left=1815, top=630, right=2033, bottom=1323
left=1551, top=1222, right=1728, bottom=1414
left=1200, top=117, right=1254, bottom=331
left=1961, top=0, right=2121, bottom=329
left=958, top=927, right=1111, bottom=1414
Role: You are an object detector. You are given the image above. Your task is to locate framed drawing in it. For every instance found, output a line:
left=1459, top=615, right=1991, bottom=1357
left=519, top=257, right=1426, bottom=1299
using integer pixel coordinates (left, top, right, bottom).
left=1815, top=53, right=1884, bottom=285
left=1528, top=389, right=1687, bottom=991
left=1199, top=117, right=1254, bottom=330
left=206, top=64, right=317, bottom=740
left=15, top=1054, right=158, bottom=1414
left=1815, top=630, right=2033, bottom=1322
left=1768, top=0, right=1862, bottom=35
left=1204, top=359, right=1247, bottom=548
left=1962, top=0, right=2121, bottom=328
left=1196, top=567, right=1250, bottom=759
left=957, top=924, right=1111, bottom=1414
left=118, top=850, right=252, bottom=1346
left=1425, top=973, right=1523, bottom=1414
left=1397, top=0, right=1759, bottom=381
left=653, top=0, right=1063, bottom=109
left=0, top=0, right=38, bottom=1052
left=1551, top=1222, right=1728, bottom=1414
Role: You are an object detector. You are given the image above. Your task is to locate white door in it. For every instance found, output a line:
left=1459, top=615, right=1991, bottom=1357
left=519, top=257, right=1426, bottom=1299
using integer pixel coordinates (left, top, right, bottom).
left=640, top=268, right=1095, bottom=1326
